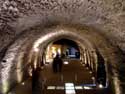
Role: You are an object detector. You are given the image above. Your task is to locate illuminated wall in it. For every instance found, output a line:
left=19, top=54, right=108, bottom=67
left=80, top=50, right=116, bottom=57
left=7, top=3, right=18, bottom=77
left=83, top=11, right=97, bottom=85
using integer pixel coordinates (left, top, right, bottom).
left=46, top=44, right=62, bottom=63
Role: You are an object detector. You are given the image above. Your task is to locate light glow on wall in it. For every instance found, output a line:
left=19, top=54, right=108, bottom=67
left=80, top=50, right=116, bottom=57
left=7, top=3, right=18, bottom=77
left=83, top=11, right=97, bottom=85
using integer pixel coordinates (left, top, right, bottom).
left=34, top=47, right=39, bottom=52
left=28, top=66, right=32, bottom=77
left=57, top=48, right=61, bottom=54
left=52, top=46, right=57, bottom=58
left=1, top=46, right=19, bottom=93
left=113, top=76, right=121, bottom=94
left=17, top=52, right=24, bottom=83
left=45, top=45, right=62, bottom=63
left=0, top=38, right=29, bottom=93
left=33, top=32, right=62, bottom=50
left=34, top=56, right=38, bottom=69
left=33, top=30, right=69, bottom=60
left=2, top=81, right=9, bottom=94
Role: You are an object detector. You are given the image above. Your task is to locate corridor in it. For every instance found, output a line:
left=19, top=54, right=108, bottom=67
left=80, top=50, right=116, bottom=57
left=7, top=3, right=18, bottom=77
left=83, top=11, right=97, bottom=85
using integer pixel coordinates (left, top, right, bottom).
left=0, top=0, right=124, bottom=94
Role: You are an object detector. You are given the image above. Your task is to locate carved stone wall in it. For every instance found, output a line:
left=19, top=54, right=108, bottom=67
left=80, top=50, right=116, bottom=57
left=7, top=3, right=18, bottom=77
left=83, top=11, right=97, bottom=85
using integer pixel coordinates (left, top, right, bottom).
left=0, top=0, right=124, bottom=52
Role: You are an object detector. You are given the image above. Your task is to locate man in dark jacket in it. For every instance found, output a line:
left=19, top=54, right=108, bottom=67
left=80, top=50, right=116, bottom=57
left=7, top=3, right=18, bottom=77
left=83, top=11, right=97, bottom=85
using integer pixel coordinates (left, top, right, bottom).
left=53, top=54, right=63, bottom=73
left=32, top=67, right=42, bottom=94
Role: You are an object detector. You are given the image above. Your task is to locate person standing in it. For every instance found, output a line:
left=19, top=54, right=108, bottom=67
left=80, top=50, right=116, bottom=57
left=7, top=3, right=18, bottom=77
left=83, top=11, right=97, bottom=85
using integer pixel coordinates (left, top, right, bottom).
left=58, top=55, right=63, bottom=72
left=32, top=67, right=42, bottom=94
left=52, top=54, right=63, bottom=73
left=52, top=55, right=58, bottom=73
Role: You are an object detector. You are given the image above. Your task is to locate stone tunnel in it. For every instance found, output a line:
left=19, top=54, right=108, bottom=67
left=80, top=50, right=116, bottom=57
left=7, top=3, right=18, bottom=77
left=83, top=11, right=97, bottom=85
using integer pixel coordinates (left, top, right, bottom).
left=0, top=0, right=125, bottom=94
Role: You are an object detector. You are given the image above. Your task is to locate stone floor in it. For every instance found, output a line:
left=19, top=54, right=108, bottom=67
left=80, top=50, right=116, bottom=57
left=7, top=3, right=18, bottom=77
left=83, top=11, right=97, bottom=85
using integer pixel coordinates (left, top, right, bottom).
left=8, top=78, right=32, bottom=94
left=9, top=59, right=111, bottom=94
left=41, top=59, right=94, bottom=85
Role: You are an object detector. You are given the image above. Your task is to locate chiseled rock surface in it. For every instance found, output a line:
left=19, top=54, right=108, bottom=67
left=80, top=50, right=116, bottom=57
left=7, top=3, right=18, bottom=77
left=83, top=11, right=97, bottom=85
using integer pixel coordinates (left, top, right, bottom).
left=0, top=0, right=124, bottom=51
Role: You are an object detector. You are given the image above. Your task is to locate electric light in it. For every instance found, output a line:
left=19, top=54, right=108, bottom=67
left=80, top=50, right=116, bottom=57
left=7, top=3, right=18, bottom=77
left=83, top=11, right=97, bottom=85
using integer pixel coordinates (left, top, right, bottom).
left=89, top=71, right=92, bottom=74
left=86, top=67, right=89, bottom=69
left=65, top=83, right=76, bottom=94
left=98, top=84, right=103, bottom=88
left=56, top=86, right=64, bottom=90
left=22, top=82, right=25, bottom=85
left=47, top=86, right=56, bottom=90
left=65, top=89, right=76, bottom=94
left=91, top=77, right=95, bottom=80
left=65, top=83, right=74, bottom=87
left=64, top=61, right=69, bottom=64
left=75, top=86, right=83, bottom=89
left=83, top=86, right=91, bottom=89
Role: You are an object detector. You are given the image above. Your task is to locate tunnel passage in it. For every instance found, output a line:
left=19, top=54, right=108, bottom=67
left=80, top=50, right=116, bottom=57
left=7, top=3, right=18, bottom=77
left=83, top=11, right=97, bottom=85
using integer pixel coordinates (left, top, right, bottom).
left=32, top=37, right=107, bottom=94
left=0, top=25, right=123, bottom=94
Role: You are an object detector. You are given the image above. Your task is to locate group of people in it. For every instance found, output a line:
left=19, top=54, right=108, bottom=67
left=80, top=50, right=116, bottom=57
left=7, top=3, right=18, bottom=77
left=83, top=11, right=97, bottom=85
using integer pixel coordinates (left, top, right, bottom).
left=52, top=54, right=63, bottom=73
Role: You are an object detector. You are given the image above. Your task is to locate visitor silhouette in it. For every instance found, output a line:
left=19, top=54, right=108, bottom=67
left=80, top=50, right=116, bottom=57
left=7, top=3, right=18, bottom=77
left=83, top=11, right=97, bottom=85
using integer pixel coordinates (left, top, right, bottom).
left=32, top=67, right=42, bottom=94
left=52, top=54, right=63, bottom=73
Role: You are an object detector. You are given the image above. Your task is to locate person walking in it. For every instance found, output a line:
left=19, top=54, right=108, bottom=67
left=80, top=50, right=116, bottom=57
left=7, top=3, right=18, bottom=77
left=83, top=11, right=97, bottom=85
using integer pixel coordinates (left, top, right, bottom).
left=52, top=55, right=58, bottom=73
left=52, top=54, right=63, bottom=73
left=32, top=67, right=42, bottom=94
left=58, top=55, right=63, bottom=72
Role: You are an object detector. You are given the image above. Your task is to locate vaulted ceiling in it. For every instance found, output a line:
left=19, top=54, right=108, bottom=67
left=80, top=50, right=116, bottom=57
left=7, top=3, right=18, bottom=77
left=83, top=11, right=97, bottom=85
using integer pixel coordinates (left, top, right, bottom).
left=0, top=0, right=124, bottom=53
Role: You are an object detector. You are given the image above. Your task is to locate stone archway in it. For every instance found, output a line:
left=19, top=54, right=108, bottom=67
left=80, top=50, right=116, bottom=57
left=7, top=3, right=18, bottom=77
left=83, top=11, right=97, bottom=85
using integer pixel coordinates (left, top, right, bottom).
left=0, top=24, right=122, bottom=94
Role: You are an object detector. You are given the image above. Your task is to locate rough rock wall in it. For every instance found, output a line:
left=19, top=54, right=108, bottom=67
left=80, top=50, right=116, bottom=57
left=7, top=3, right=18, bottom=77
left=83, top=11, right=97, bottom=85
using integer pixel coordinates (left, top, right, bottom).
left=0, top=0, right=125, bottom=52
left=0, top=24, right=123, bottom=93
